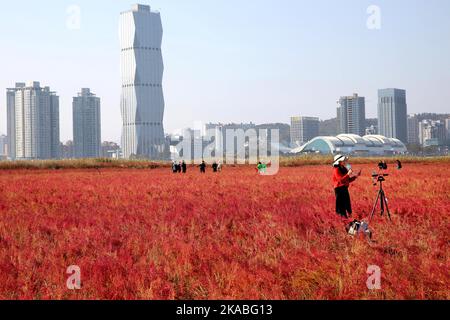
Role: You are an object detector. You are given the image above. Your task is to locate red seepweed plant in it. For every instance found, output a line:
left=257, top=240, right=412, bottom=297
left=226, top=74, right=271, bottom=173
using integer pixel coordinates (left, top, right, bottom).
left=0, top=162, right=448, bottom=299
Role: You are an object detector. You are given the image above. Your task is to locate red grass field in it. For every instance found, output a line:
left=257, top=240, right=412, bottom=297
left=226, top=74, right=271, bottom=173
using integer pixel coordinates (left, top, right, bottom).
left=0, top=162, right=448, bottom=300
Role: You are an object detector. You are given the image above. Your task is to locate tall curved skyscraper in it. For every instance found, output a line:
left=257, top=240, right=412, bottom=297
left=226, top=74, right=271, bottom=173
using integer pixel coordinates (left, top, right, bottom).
left=119, top=4, right=165, bottom=159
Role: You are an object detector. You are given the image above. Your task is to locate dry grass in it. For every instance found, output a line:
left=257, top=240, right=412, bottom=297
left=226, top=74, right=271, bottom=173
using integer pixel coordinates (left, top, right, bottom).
left=0, top=163, right=448, bottom=299
left=0, top=158, right=170, bottom=170
left=0, top=156, right=448, bottom=170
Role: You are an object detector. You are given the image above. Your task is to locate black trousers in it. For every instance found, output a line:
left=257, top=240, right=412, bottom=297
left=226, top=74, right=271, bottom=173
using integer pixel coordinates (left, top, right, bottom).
left=335, top=186, right=352, bottom=218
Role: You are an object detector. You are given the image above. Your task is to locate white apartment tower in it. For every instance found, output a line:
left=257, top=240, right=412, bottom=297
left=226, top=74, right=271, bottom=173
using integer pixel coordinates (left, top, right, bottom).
left=7, top=82, right=60, bottom=160
left=445, top=118, right=450, bottom=141
left=290, top=116, right=319, bottom=146
left=73, top=88, right=101, bottom=158
left=407, top=114, right=420, bottom=145
left=6, top=86, right=17, bottom=159
left=119, top=4, right=165, bottom=159
left=337, top=94, right=366, bottom=136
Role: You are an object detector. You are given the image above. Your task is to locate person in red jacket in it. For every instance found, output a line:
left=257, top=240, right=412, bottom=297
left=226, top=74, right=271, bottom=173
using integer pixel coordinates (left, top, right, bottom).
left=332, top=154, right=361, bottom=219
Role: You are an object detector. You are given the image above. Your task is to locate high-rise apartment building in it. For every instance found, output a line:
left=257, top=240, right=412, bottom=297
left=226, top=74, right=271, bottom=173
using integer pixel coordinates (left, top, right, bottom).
left=445, top=118, right=450, bottom=141
left=407, top=114, right=420, bottom=145
left=7, top=82, right=60, bottom=160
left=378, top=88, right=408, bottom=143
left=0, top=135, right=7, bottom=157
left=290, top=116, right=319, bottom=146
left=337, top=94, right=366, bottom=136
left=73, top=88, right=101, bottom=158
left=6, top=86, right=18, bottom=159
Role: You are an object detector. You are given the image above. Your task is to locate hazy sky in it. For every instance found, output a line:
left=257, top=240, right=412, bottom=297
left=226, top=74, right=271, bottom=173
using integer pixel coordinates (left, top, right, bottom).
left=1, top=0, right=449, bottom=142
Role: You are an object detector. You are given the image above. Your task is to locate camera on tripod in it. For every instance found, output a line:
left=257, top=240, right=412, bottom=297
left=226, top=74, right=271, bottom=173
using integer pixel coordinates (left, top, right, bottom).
left=372, top=171, right=389, bottom=184
left=369, top=162, right=392, bottom=222
left=372, top=160, right=389, bottom=184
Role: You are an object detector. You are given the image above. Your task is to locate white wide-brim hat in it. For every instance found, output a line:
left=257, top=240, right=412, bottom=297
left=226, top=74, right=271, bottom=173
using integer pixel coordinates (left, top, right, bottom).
left=333, top=154, right=348, bottom=166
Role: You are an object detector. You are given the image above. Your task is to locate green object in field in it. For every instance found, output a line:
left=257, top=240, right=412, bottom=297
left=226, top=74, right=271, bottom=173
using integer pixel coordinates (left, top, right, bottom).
left=257, top=163, right=267, bottom=173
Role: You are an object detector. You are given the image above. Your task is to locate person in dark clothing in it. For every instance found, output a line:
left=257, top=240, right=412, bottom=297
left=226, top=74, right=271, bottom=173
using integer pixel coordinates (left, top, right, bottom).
left=396, top=159, right=402, bottom=170
left=212, top=161, right=218, bottom=172
left=332, top=154, right=361, bottom=219
left=172, top=161, right=177, bottom=173
left=378, top=160, right=388, bottom=170
left=199, top=161, right=206, bottom=173
left=182, top=160, right=187, bottom=173
left=177, top=161, right=182, bottom=173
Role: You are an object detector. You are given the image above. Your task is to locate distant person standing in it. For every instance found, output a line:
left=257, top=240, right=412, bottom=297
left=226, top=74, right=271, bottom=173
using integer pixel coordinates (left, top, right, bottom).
left=182, top=160, right=187, bottom=173
left=177, top=161, right=182, bottom=173
left=257, top=161, right=267, bottom=174
left=212, top=161, right=218, bottom=172
left=199, top=160, right=206, bottom=174
left=172, top=161, right=177, bottom=173
left=217, top=161, right=222, bottom=172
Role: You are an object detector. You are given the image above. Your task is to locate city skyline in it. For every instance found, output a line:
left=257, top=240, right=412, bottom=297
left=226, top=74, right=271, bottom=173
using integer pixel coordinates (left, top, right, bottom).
left=1, top=0, right=450, bottom=143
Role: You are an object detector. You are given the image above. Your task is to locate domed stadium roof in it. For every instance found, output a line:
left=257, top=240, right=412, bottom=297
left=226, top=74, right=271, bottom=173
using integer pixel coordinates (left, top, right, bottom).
left=290, top=134, right=407, bottom=155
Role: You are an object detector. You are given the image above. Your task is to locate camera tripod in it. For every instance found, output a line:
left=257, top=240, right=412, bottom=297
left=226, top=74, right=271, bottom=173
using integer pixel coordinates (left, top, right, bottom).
left=369, top=175, right=392, bottom=222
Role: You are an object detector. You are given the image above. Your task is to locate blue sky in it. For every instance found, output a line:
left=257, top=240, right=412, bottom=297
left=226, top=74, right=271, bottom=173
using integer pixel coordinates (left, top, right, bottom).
left=1, top=0, right=449, bottom=142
